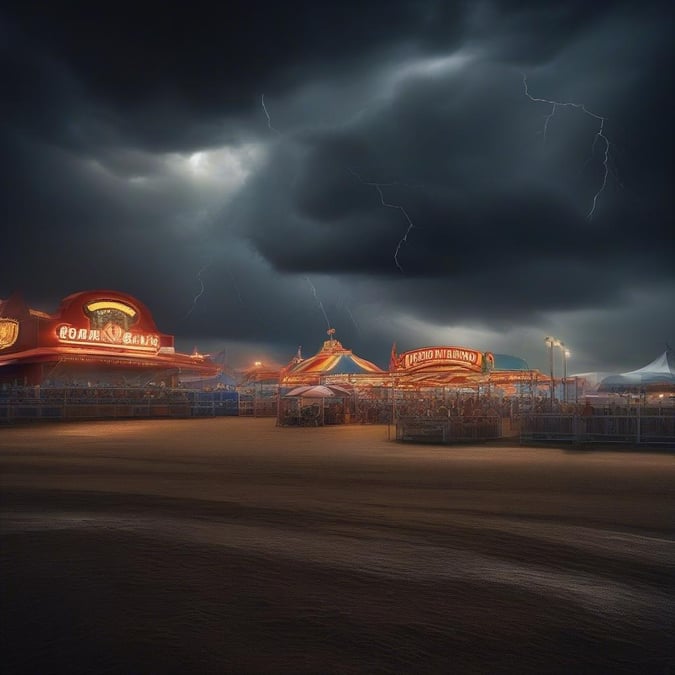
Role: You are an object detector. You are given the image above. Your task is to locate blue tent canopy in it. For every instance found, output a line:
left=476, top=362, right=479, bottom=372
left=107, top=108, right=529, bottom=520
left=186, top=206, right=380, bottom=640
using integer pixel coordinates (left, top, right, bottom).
left=492, top=354, right=530, bottom=371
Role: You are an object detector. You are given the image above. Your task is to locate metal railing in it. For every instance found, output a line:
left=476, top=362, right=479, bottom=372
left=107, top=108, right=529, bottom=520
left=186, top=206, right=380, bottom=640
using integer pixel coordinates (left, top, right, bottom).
left=396, top=416, right=502, bottom=444
left=520, top=413, right=675, bottom=447
left=0, top=388, right=239, bottom=423
left=394, top=412, right=674, bottom=447
left=238, top=395, right=278, bottom=418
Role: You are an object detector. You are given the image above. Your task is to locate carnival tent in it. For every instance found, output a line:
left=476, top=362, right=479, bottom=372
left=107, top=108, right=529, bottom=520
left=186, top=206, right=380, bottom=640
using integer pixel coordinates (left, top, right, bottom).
left=598, top=348, right=675, bottom=392
left=283, top=335, right=384, bottom=384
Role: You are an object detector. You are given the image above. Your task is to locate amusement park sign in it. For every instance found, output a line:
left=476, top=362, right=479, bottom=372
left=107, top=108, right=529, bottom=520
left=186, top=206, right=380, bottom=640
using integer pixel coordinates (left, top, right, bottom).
left=54, top=297, right=162, bottom=353
left=56, top=324, right=160, bottom=352
left=396, top=347, right=486, bottom=372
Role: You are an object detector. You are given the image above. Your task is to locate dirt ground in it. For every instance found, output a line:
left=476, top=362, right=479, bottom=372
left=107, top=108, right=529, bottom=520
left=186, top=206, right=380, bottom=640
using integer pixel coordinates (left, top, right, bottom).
left=1, top=418, right=674, bottom=674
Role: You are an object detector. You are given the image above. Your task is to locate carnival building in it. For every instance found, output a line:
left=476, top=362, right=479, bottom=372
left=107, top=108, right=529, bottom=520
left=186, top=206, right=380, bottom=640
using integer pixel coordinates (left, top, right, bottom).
left=0, top=290, right=220, bottom=387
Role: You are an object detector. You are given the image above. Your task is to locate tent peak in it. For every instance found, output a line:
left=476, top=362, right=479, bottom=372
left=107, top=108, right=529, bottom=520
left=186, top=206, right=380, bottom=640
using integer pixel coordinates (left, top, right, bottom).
left=623, top=349, right=675, bottom=376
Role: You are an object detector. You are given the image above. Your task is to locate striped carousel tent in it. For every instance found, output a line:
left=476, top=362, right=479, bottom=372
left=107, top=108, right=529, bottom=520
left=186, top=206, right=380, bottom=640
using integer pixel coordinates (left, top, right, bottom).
left=282, top=330, right=385, bottom=385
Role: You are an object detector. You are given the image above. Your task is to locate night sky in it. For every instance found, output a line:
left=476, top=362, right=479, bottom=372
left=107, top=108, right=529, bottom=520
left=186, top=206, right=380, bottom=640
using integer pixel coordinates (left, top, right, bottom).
left=1, top=1, right=672, bottom=374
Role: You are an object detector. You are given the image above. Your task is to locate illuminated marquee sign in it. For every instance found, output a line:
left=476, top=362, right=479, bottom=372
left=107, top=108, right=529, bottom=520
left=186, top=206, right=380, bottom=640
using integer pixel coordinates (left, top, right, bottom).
left=56, top=299, right=160, bottom=352
left=57, top=324, right=160, bottom=350
left=397, top=347, right=485, bottom=372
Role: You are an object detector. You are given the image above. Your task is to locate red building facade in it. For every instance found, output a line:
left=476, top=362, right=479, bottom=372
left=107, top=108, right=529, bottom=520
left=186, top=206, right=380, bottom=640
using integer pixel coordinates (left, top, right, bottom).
left=0, top=290, right=219, bottom=386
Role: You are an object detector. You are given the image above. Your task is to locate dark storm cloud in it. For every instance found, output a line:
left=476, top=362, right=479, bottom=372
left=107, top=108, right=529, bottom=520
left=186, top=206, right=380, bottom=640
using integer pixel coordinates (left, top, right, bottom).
left=1, top=1, right=672, bottom=372
left=2, top=2, right=460, bottom=150
left=235, top=48, right=671, bottom=283
left=0, top=2, right=633, bottom=150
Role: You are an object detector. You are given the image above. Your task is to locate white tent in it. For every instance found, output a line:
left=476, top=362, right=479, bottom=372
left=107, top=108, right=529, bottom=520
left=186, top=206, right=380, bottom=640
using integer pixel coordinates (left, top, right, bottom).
left=598, top=348, right=675, bottom=391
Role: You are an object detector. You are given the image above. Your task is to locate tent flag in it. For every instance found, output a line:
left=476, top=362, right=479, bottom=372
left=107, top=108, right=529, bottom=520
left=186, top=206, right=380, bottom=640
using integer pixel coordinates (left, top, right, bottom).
left=389, top=342, right=398, bottom=371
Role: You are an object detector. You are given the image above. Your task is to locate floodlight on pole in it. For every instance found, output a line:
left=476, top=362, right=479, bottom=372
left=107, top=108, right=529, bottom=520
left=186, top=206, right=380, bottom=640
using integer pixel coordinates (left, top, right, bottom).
left=562, top=348, right=570, bottom=402
left=556, top=341, right=565, bottom=402
left=544, top=336, right=557, bottom=407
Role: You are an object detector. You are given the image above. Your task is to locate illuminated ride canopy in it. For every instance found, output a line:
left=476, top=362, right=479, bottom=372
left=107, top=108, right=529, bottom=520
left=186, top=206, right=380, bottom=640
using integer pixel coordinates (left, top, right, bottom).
left=0, top=290, right=220, bottom=386
left=281, top=335, right=386, bottom=387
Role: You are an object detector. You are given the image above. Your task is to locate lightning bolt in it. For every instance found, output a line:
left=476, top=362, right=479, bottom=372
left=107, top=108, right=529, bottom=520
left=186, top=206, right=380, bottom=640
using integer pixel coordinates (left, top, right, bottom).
left=184, top=263, right=210, bottom=319
left=260, top=97, right=335, bottom=333
left=336, top=295, right=362, bottom=336
left=344, top=305, right=362, bottom=336
left=261, top=94, right=416, bottom=271
left=523, top=74, right=610, bottom=221
left=261, top=94, right=281, bottom=135
left=349, top=169, right=415, bottom=272
left=304, top=277, right=331, bottom=330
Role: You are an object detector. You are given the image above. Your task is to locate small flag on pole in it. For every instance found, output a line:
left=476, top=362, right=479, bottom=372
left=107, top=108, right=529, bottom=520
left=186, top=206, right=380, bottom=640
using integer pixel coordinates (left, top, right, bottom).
left=389, top=342, right=398, bottom=371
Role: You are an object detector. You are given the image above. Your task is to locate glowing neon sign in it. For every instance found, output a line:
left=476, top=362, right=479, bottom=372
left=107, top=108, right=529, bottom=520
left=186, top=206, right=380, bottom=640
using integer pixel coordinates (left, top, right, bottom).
left=57, top=324, right=160, bottom=351
left=396, top=347, right=484, bottom=372
left=55, top=297, right=161, bottom=352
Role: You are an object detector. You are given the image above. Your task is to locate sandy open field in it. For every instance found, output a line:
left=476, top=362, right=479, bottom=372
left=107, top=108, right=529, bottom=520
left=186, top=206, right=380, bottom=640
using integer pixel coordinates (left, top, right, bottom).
left=1, top=418, right=674, bottom=674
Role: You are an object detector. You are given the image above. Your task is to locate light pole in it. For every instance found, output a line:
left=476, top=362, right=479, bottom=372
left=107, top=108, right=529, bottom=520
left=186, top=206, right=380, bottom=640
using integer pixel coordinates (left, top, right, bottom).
left=389, top=376, right=397, bottom=440
left=562, top=348, right=570, bottom=403
left=544, top=336, right=556, bottom=409
left=555, top=342, right=566, bottom=403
